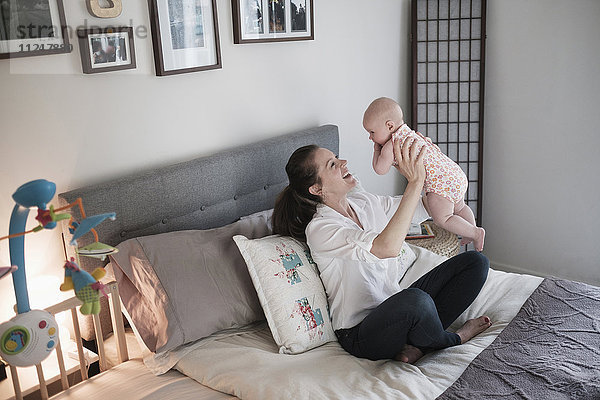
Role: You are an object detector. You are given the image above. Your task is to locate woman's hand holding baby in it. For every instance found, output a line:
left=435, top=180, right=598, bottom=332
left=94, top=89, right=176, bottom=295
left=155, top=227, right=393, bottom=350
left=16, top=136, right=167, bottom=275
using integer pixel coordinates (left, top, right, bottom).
left=392, top=136, right=427, bottom=186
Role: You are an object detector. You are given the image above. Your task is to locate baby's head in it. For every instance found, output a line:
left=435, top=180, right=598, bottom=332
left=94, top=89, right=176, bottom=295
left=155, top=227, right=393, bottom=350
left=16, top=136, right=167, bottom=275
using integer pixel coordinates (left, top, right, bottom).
left=362, top=97, right=405, bottom=145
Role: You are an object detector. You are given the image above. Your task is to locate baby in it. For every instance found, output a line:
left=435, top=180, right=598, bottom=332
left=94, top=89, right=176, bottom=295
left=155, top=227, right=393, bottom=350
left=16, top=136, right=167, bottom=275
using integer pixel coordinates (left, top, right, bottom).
left=363, top=97, right=485, bottom=251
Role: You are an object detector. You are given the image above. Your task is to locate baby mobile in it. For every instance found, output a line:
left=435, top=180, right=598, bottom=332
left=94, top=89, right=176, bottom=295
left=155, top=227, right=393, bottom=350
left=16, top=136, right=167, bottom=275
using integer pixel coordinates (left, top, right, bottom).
left=0, top=179, right=117, bottom=367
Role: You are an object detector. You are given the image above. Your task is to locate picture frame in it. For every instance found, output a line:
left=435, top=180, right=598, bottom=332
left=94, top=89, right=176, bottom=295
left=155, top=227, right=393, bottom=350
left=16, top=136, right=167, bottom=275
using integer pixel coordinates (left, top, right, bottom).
left=0, top=0, right=71, bottom=59
left=232, top=0, right=313, bottom=44
left=77, top=27, right=136, bottom=74
left=148, top=0, right=222, bottom=76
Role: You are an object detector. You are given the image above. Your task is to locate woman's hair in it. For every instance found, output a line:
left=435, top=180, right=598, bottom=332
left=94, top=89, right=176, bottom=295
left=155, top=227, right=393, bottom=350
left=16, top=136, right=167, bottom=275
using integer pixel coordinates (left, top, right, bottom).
left=272, top=144, right=322, bottom=242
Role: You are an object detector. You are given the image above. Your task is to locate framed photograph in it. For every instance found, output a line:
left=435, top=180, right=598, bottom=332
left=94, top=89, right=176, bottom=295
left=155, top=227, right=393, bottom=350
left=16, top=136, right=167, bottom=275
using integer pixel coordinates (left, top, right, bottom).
left=0, top=0, right=71, bottom=59
left=148, top=0, right=221, bottom=76
left=77, top=27, right=136, bottom=74
left=232, top=0, right=313, bottom=44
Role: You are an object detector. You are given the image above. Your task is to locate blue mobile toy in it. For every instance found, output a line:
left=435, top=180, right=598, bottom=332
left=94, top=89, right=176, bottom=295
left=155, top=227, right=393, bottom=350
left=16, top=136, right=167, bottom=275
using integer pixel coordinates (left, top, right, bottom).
left=0, top=179, right=116, bottom=367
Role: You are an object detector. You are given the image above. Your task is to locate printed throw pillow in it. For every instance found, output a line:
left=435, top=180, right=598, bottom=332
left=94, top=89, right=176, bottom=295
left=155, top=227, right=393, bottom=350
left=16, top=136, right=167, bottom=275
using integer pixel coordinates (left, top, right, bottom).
left=233, top=234, right=336, bottom=354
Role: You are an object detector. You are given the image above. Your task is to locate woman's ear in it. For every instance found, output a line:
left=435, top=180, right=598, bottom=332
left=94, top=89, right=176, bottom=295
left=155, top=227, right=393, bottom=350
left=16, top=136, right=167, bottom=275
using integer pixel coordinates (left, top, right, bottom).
left=308, top=183, right=322, bottom=197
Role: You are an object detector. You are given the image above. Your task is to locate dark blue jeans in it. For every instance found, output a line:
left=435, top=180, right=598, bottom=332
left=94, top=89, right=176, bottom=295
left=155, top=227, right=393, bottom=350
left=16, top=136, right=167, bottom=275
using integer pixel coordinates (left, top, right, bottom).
left=335, top=251, right=489, bottom=361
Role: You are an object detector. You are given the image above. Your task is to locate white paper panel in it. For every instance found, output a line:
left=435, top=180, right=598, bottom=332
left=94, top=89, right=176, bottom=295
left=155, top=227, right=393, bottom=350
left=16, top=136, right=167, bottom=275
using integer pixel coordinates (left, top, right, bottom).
left=449, top=103, right=458, bottom=121
left=418, top=83, right=427, bottom=103
left=449, top=123, right=458, bottom=141
left=460, top=19, right=471, bottom=39
left=428, top=21, right=438, bottom=40
left=459, top=143, right=469, bottom=162
left=439, top=83, right=448, bottom=102
left=438, top=104, right=448, bottom=122
left=470, top=103, right=479, bottom=121
left=418, top=42, right=427, bottom=62
left=460, top=82, right=470, bottom=101
left=428, top=42, right=438, bottom=61
left=469, top=123, right=479, bottom=141
left=418, top=21, right=427, bottom=40
left=469, top=143, right=479, bottom=161
left=460, top=41, right=471, bottom=60
left=428, top=104, right=438, bottom=122
left=428, top=63, right=438, bottom=81
left=461, top=0, right=471, bottom=17
left=469, top=162, right=478, bottom=180
left=439, top=41, right=448, bottom=60
left=459, top=123, right=469, bottom=141
left=470, top=82, right=480, bottom=101
left=428, top=0, right=438, bottom=18
left=448, top=143, right=457, bottom=160
left=470, top=61, right=480, bottom=80
left=459, top=102, right=469, bottom=121
left=439, top=20, right=449, bottom=40
left=428, top=83, right=438, bottom=102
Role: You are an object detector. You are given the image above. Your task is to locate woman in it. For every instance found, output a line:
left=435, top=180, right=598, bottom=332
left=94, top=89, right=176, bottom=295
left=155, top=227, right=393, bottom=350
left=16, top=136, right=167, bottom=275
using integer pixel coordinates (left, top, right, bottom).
left=272, top=137, right=492, bottom=363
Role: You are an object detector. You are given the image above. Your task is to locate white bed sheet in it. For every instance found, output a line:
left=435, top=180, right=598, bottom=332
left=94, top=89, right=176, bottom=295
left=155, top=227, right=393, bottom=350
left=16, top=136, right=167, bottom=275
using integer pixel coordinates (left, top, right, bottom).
left=170, top=246, right=543, bottom=400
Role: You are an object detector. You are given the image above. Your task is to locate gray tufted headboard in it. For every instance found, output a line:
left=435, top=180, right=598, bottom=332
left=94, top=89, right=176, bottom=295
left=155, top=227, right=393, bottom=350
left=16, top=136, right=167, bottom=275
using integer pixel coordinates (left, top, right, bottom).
left=58, top=124, right=339, bottom=273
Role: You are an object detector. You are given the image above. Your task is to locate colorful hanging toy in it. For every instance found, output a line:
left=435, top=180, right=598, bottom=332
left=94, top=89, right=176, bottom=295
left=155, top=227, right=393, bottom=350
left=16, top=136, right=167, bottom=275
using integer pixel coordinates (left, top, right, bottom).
left=60, top=258, right=107, bottom=315
left=0, top=179, right=117, bottom=367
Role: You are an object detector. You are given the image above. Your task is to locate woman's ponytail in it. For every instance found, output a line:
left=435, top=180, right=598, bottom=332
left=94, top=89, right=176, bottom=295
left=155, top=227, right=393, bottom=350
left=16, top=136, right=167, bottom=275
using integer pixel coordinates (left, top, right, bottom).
left=272, top=145, right=322, bottom=242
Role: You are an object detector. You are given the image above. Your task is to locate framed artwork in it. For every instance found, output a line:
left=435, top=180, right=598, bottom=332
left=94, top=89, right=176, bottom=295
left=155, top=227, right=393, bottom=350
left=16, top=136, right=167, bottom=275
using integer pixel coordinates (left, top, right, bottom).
left=77, top=27, right=136, bottom=74
left=0, top=0, right=71, bottom=59
left=148, top=0, right=221, bottom=76
left=232, top=0, right=313, bottom=44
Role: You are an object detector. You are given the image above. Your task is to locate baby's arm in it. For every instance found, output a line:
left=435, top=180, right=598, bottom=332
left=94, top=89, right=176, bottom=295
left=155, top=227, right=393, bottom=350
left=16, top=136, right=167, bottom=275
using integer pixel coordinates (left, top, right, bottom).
left=373, top=140, right=395, bottom=175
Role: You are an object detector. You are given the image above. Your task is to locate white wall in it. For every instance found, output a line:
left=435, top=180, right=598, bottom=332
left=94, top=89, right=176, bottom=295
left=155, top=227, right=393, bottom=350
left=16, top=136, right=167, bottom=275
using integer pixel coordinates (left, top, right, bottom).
left=483, top=0, right=600, bottom=285
left=0, top=1, right=412, bottom=320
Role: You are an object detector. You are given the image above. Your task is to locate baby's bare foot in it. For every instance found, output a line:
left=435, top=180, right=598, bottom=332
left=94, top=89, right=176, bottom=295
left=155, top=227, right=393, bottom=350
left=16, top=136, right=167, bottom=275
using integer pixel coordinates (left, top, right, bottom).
left=473, top=227, right=485, bottom=252
left=460, top=237, right=473, bottom=246
left=456, top=316, right=492, bottom=344
left=395, top=344, right=424, bottom=364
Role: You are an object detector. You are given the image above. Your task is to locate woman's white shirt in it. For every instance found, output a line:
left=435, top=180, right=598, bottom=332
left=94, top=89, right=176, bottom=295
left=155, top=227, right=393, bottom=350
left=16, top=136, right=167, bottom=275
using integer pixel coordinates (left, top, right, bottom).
left=305, top=191, right=430, bottom=331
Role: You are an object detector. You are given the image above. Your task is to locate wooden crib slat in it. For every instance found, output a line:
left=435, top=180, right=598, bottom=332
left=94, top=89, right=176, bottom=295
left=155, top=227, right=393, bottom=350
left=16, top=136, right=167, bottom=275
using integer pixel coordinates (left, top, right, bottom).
left=92, top=313, right=107, bottom=371
left=108, top=282, right=129, bottom=364
left=54, top=339, right=69, bottom=390
left=71, top=308, right=88, bottom=380
left=6, top=281, right=127, bottom=399
left=9, top=365, right=23, bottom=400
left=35, top=364, right=48, bottom=400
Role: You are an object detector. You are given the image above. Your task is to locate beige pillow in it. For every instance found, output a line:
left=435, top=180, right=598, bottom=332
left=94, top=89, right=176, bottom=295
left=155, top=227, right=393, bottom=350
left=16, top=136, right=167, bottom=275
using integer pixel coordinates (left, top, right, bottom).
left=109, top=210, right=272, bottom=353
left=233, top=235, right=336, bottom=354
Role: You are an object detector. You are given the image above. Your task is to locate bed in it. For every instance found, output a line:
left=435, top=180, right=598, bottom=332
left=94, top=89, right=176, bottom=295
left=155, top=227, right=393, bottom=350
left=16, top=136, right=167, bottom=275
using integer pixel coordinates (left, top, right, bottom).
left=20, top=124, right=596, bottom=399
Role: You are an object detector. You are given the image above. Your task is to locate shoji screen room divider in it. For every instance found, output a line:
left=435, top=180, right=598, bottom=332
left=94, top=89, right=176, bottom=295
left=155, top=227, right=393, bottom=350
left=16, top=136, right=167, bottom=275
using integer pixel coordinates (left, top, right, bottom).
left=412, top=0, right=486, bottom=236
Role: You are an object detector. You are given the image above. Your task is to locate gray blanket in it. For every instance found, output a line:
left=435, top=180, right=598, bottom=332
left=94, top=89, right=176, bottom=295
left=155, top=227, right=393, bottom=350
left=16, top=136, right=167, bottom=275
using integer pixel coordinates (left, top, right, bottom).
left=438, top=278, right=600, bottom=400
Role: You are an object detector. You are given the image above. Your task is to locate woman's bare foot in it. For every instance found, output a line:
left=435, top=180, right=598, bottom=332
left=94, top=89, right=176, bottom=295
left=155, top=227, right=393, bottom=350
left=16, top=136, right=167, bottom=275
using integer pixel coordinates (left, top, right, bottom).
left=456, top=316, right=492, bottom=344
left=473, top=227, right=485, bottom=252
left=395, top=344, right=424, bottom=364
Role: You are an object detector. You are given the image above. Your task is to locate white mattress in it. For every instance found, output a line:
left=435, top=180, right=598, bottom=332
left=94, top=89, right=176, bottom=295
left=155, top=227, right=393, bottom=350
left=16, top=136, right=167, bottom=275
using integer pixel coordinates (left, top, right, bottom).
left=50, top=358, right=234, bottom=400
left=54, top=246, right=542, bottom=400
left=171, top=246, right=543, bottom=399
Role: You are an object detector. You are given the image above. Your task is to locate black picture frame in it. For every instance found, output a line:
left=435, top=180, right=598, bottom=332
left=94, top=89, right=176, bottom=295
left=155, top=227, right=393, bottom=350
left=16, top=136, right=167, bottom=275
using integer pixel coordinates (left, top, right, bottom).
left=232, top=0, right=313, bottom=44
left=0, top=0, right=71, bottom=59
left=148, top=0, right=222, bottom=76
left=77, top=27, right=136, bottom=74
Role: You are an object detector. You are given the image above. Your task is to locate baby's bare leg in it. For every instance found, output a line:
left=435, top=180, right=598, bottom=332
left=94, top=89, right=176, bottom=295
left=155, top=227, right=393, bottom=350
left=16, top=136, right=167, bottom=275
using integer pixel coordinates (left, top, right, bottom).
left=454, top=199, right=476, bottom=246
left=454, top=199, right=476, bottom=225
left=426, top=193, right=485, bottom=251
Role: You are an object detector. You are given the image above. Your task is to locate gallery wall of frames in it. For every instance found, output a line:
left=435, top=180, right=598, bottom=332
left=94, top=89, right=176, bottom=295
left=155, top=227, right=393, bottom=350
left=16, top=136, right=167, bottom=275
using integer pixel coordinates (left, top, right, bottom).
left=0, top=0, right=313, bottom=75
